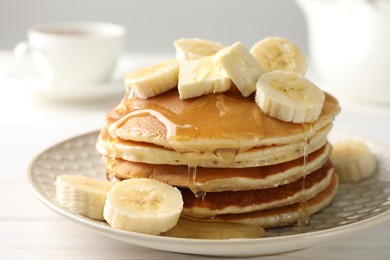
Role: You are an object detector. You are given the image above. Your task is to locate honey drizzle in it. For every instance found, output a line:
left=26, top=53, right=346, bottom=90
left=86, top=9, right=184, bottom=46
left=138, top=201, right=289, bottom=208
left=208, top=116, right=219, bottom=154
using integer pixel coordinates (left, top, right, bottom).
left=107, top=89, right=338, bottom=153
left=187, top=165, right=208, bottom=202
left=213, top=148, right=240, bottom=165
left=187, top=165, right=199, bottom=193
left=114, top=88, right=133, bottom=116
left=298, top=123, right=314, bottom=228
left=109, top=108, right=179, bottom=139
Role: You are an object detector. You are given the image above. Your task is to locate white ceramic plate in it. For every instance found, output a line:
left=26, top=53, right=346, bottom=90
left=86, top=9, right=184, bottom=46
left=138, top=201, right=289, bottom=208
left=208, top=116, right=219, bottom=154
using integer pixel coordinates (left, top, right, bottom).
left=26, top=130, right=390, bottom=257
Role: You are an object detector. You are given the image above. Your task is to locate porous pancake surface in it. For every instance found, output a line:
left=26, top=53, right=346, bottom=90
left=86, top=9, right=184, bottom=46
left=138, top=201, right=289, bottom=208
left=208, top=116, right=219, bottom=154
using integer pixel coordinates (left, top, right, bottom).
left=184, top=173, right=339, bottom=228
left=181, top=161, right=334, bottom=217
left=103, top=144, right=331, bottom=192
left=96, top=123, right=331, bottom=168
left=106, top=87, right=340, bottom=152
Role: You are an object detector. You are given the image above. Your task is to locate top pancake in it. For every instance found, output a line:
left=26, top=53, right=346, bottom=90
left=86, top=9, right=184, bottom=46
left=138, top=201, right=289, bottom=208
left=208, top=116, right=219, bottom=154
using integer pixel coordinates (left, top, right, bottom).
left=106, top=86, right=340, bottom=153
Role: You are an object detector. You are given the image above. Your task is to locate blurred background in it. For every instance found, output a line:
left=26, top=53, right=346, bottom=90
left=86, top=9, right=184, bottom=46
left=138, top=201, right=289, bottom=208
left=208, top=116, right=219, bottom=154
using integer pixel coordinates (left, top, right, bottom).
left=0, top=0, right=307, bottom=55
left=2, top=0, right=390, bottom=104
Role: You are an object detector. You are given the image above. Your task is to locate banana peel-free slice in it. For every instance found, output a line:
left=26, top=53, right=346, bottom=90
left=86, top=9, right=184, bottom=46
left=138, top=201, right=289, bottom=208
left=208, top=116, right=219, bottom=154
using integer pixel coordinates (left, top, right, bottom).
left=174, top=38, right=225, bottom=61
left=331, top=140, right=377, bottom=183
left=250, top=37, right=308, bottom=75
left=104, top=178, right=183, bottom=235
left=255, top=70, right=325, bottom=123
left=55, top=175, right=114, bottom=221
left=124, top=59, right=180, bottom=99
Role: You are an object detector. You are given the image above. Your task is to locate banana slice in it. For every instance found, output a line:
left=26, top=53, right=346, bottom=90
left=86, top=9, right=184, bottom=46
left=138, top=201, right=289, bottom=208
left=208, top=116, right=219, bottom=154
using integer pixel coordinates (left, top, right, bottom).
left=214, top=42, right=263, bottom=97
left=331, top=140, right=377, bottom=183
left=255, top=70, right=325, bottom=123
left=250, top=37, right=308, bottom=75
left=55, top=175, right=114, bottom=221
left=124, top=59, right=180, bottom=99
left=174, top=38, right=225, bottom=61
left=104, top=178, right=183, bottom=235
left=178, top=56, right=231, bottom=99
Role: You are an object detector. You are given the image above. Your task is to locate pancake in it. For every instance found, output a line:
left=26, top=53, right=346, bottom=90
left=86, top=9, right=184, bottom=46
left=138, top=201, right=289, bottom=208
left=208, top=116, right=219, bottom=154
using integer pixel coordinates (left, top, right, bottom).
left=184, top=173, right=339, bottom=229
left=106, top=87, right=340, bottom=153
left=181, top=161, right=334, bottom=217
left=103, top=143, right=331, bottom=192
left=96, top=123, right=332, bottom=168
left=96, top=72, right=340, bottom=229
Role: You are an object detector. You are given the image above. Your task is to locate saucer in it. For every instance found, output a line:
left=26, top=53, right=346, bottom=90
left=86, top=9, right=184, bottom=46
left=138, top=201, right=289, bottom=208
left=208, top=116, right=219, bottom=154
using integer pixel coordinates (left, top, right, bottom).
left=3, top=53, right=176, bottom=102
left=5, top=63, right=127, bottom=102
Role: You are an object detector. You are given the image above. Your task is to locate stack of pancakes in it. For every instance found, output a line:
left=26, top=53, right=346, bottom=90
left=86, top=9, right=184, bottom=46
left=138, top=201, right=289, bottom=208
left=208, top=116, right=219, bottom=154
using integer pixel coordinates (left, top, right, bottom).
left=96, top=85, right=340, bottom=229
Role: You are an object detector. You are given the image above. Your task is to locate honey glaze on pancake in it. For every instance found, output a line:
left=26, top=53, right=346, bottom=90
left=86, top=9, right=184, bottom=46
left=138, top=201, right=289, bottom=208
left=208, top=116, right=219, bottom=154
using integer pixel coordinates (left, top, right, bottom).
left=181, top=161, right=333, bottom=213
left=190, top=173, right=339, bottom=229
left=106, top=85, right=339, bottom=152
left=97, top=123, right=332, bottom=168
left=104, top=144, right=330, bottom=191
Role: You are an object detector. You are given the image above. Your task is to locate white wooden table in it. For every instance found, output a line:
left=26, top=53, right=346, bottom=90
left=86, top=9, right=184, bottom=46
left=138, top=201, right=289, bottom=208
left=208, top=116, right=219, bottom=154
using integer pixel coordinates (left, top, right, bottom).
left=1, top=51, right=389, bottom=259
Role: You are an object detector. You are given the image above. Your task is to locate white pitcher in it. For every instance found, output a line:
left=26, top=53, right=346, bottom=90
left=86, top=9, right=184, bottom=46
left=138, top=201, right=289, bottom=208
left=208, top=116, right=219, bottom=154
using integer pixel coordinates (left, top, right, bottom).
left=296, top=0, right=390, bottom=104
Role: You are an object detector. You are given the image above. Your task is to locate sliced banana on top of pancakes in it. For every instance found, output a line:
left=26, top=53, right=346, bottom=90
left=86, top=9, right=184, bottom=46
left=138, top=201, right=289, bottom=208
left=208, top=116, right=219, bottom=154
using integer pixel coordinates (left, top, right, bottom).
left=255, top=70, right=325, bottom=124
left=174, top=38, right=225, bottom=61
left=124, top=59, right=180, bottom=99
left=250, top=36, right=308, bottom=75
left=123, top=37, right=320, bottom=124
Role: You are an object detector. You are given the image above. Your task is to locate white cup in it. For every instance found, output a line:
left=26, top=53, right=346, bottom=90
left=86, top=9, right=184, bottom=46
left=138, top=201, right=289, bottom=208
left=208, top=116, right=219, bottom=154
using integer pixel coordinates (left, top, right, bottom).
left=14, top=21, right=125, bottom=85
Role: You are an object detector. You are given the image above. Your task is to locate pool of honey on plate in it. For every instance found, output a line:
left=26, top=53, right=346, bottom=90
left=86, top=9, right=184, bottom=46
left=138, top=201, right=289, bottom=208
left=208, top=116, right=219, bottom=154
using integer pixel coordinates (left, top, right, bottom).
left=162, top=218, right=266, bottom=239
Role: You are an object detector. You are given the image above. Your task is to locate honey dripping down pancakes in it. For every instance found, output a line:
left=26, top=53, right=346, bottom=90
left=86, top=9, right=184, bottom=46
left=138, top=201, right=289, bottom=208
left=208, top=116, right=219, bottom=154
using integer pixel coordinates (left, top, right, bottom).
left=96, top=37, right=341, bottom=231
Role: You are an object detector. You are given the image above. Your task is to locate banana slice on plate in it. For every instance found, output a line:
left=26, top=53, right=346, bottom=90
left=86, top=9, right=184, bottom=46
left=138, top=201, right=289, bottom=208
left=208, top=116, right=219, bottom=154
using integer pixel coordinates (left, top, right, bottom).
left=250, top=37, right=308, bottom=75
left=214, top=42, right=263, bottom=97
left=124, top=59, right=180, bottom=99
left=178, top=56, right=231, bottom=99
left=55, top=175, right=114, bottom=221
left=104, top=178, right=183, bottom=235
left=331, top=140, right=377, bottom=183
left=255, top=70, right=325, bottom=123
left=174, top=38, right=225, bottom=61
